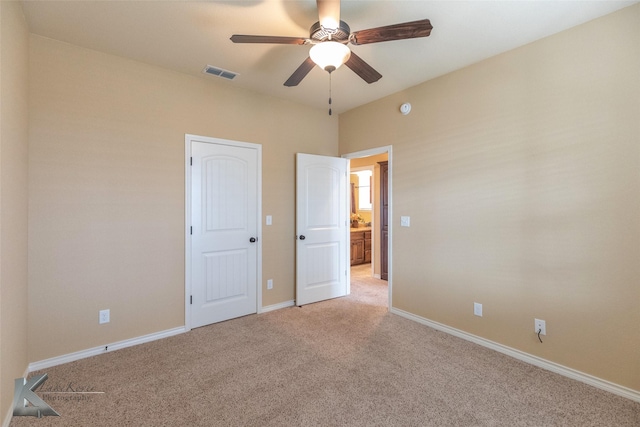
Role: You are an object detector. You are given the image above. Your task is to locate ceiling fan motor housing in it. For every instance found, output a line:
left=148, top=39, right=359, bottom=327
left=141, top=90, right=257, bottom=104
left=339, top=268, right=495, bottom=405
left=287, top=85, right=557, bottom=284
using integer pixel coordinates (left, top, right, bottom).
left=310, top=20, right=351, bottom=43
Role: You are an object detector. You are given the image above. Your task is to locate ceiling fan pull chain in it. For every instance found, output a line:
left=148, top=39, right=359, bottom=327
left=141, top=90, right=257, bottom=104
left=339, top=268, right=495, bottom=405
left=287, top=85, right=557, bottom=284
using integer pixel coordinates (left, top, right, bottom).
left=328, top=72, right=332, bottom=116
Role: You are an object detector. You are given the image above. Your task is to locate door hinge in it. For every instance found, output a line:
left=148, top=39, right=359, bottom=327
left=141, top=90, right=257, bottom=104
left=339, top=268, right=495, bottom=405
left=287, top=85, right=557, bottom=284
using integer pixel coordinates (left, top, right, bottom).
left=190, top=157, right=193, bottom=166
left=190, top=226, right=192, bottom=235
left=190, top=295, right=192, bottom=305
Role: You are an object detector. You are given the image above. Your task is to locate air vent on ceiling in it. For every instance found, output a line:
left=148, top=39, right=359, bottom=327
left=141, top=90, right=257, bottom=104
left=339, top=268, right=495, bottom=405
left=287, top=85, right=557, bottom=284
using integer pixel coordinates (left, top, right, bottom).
left=202, top=65, right=238, bottom=80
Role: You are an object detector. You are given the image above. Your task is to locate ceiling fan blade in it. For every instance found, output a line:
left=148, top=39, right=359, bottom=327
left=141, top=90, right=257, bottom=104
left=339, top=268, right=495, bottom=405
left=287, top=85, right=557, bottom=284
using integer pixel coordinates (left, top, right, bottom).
left=284, top=57, right=316, bottom=87
left=350, top=19, right=433, bottom=45
left=317, top=0, right=340, bottom=29
left=344, top=52, right=382, bottom=84
left=230, top=35, right=308, bottom=45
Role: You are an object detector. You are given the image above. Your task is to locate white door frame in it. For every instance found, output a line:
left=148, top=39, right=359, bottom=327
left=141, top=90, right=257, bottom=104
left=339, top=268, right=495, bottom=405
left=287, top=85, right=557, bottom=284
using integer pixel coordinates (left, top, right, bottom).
left=342, top=145, right=392, bottom=309
left=184, top=134, right=262, bottom=331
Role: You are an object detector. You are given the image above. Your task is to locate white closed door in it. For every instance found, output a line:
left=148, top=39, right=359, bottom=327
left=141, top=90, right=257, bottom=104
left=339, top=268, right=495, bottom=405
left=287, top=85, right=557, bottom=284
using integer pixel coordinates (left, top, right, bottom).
left=296, top=153, right=349, bottom=306
left=190, top=138, right=259, bottom=328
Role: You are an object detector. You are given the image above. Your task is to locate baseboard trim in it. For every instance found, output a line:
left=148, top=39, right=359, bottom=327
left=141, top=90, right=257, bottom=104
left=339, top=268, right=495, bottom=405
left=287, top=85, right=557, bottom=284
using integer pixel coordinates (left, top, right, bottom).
left=391, top=307, right=640, bottom=403
left=260, top=300, right=295, bottom=313
left=28, top=326, right=187, bottom=372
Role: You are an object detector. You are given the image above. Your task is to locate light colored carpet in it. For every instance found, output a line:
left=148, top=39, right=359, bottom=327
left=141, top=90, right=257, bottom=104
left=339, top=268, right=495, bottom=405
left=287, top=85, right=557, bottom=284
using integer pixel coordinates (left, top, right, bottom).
left=11, top=264, right=639, bottom=426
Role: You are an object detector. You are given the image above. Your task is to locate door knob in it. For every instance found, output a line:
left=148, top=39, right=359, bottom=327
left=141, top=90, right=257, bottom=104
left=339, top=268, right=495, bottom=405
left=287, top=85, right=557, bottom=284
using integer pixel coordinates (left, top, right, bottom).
left=249, top=237, right=257, bottom=243
left=299, top=235, right=306, bottom=240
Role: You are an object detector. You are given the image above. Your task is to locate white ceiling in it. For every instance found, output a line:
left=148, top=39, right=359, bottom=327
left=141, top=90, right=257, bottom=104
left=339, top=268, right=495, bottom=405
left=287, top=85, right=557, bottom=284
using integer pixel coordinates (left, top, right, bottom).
left=21, top=0, right=637, bottom=114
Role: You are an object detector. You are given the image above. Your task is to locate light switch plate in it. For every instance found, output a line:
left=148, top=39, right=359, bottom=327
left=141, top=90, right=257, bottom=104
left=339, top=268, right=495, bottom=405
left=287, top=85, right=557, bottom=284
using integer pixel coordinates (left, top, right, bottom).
left=474, top=302, right=482, bottom=317
left=266, top=215, right=272, bottom=225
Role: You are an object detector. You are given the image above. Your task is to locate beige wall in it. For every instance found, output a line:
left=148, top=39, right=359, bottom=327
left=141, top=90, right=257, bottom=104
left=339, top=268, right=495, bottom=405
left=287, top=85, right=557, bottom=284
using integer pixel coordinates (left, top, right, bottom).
left=339, top=5, right=640, bottom=392
left=28, top=35, right=337, bottom=362
left=0, top=0, right=30, bottom=419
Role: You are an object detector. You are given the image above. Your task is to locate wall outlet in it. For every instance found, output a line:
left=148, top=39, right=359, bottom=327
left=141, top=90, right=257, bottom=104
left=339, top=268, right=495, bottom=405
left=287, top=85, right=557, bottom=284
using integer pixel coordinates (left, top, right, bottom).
left=400, top=216, right=411, bottom=227
left=474, top=302, right=483, bottom=317
left=99, top=309, right=110, bottom=324
left=535, top=318, right=546, bottom=335
left=267, top=279, right=273, bottom=290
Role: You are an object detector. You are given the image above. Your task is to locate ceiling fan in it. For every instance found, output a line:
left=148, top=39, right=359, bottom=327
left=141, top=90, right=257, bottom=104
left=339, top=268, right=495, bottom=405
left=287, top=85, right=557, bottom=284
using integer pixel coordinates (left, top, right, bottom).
left=230, top=0, right=433, bottom=87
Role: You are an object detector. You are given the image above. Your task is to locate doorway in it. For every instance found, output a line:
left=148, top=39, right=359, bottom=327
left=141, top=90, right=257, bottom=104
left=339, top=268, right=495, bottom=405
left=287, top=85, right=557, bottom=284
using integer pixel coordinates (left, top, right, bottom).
left=343, top=146, right=392, bottom=308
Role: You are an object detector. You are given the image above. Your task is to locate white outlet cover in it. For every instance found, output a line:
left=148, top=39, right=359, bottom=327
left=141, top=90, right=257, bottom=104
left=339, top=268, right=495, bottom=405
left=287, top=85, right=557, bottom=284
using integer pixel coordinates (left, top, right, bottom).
left=99, top=309, right=110, bottom=324
left=400, top=216, right=410, bottom=227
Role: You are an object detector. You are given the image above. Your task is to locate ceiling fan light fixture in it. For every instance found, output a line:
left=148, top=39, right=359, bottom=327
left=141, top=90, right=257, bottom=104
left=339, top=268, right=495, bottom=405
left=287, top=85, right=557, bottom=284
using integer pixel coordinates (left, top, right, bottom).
left=309, top=41, right=351, bottom=72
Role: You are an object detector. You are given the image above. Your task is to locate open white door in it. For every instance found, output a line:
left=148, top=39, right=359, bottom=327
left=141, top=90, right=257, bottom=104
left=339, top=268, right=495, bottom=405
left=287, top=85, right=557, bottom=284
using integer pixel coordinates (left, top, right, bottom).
left=296, top=153, right=349, bottom=306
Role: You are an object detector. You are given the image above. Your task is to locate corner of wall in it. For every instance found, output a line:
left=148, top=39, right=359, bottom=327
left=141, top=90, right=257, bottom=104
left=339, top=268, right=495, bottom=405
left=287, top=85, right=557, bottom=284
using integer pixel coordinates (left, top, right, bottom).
left=0, top=0, right=30, bottom=423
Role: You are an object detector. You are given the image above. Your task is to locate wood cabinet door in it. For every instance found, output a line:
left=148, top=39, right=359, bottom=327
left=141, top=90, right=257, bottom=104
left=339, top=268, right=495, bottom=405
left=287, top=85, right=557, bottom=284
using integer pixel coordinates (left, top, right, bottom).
left=364, top=231, right=372, bottom=263
left=350, top=232, right=365, bottom=265
left=352, top=239, right=365, bottom=265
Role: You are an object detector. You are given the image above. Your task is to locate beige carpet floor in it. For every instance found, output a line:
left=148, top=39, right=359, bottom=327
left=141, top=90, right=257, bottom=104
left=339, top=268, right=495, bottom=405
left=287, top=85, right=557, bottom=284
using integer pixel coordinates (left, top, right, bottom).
left=10, top=264, right=639, bottom=426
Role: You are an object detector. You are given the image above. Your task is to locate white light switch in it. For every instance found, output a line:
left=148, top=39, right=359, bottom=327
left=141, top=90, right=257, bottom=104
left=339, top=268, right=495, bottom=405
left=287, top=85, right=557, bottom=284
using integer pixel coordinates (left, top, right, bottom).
left=474, top=302, right=483, bottom=317
left=266, top=215, right=272, bottom=225
left=400, top=216, right=410, bottom=227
